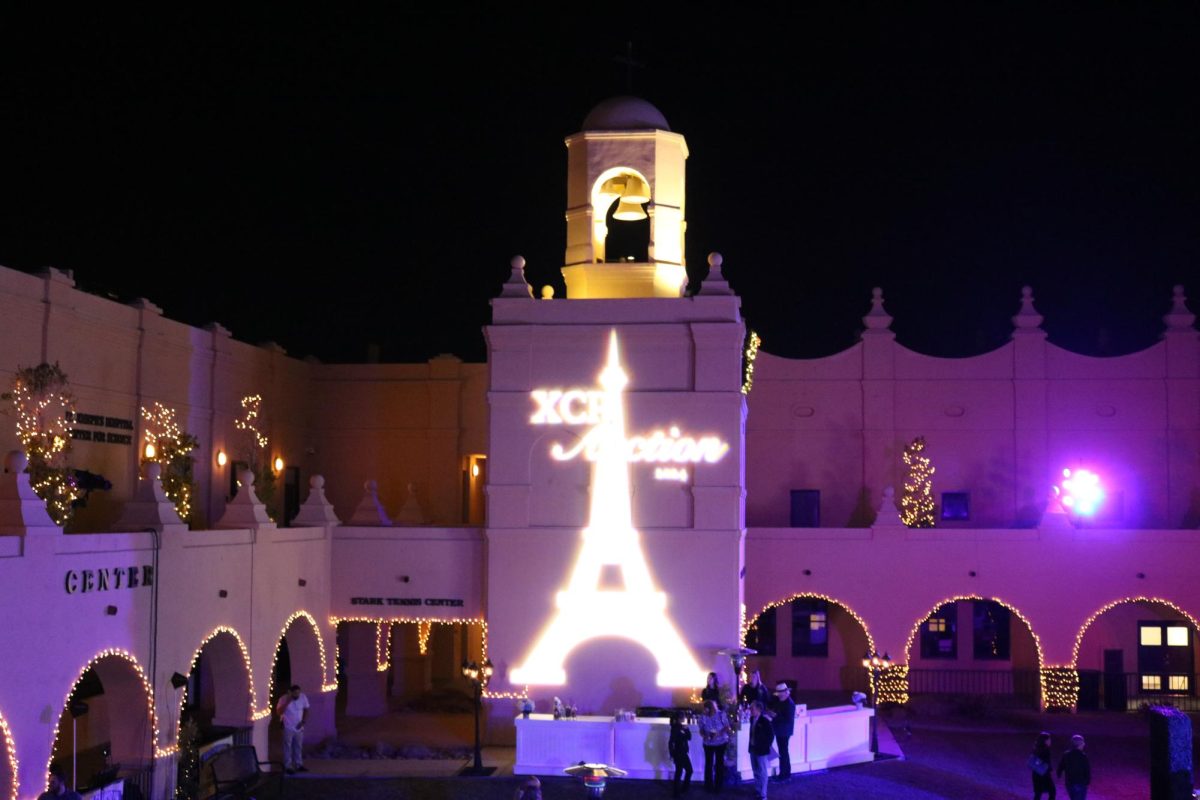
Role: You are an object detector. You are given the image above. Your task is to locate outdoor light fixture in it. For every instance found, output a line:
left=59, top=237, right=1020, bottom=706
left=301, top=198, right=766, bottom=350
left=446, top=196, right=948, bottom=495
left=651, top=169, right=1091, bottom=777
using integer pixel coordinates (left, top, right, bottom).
left=273, top=456, right=284, bottom=473
left=460, top=658, right=495, bottom=776
left=170, top=672, right=189, bottom=689
left=565, top=762, right=628, bottom=798
left=216, top=449, right=227, bottom=467
left=143, top=442, right=156, bottom=460
left=861, top=650, right=892, bottom=756
left=1058, top=468, right=1105, bottom=516
left=471, top=463, right=479, bottom=478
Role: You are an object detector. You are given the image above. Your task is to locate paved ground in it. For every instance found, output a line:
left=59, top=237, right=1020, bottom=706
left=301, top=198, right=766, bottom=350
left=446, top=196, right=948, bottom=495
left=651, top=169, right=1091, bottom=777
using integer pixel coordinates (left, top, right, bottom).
left=280, top=704, right=1193, bottom=799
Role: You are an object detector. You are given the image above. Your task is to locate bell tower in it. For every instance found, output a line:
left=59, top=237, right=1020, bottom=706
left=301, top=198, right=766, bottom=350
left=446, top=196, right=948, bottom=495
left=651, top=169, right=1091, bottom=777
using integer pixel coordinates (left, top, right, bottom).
left=561, top=96, right=689, bottom=298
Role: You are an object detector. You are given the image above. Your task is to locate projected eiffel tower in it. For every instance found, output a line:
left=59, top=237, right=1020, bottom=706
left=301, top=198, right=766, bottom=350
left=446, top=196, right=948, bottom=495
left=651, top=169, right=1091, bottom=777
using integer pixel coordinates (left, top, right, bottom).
left=510, top=331, right=706, bottom=687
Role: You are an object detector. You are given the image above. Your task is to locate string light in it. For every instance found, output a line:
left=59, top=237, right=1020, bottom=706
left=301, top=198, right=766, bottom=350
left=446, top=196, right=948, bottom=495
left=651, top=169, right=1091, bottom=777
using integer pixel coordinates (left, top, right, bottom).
left=233, top=395, right=268, bottom=449
left=741, top=331, right=761, bottom=395
left=265, top=611, right=332, bottom=705
left=1071, top=596, right=1199, bottom=667
left=7, top=364, right=80, bottom=525
left=140, top=401, right=198, bottom=523
left=47, top=649, right=160, bottom=783
left=0, top=710, right=17, bottom=800
left=417, top=621, right=433, bottom=656
left=742, top=592, right=876, bottom=656
left=902, top=594, right=1045, bottom=708
left=1042, top=666, right=1079, bottom=711
left=375, top=623, right=391, bottom=672
left=172, top=628, right=259, bottom=747
left=900, top=436, right=936, bottom=528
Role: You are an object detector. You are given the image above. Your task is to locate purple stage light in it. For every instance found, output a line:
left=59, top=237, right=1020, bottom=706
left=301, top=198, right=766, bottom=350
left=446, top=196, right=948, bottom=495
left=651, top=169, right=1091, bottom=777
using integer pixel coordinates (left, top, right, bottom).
left=1058, top=468, right=1104, bottom=516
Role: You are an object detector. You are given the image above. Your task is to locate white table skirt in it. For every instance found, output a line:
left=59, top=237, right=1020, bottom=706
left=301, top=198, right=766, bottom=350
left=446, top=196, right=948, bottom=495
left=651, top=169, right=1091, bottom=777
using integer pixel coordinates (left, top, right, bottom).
left=514, top=705, right=874, bottom=780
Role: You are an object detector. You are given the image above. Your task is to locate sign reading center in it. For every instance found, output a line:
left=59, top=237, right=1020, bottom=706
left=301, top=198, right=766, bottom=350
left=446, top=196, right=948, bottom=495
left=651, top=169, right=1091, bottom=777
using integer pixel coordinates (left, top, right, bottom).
left=530, top=389, right=729, bottom=478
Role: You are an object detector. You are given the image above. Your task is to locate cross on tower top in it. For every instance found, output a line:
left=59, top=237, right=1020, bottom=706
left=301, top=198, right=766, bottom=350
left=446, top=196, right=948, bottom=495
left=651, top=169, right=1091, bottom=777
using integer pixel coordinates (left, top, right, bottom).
left=612, top=41, right=644, bottom=93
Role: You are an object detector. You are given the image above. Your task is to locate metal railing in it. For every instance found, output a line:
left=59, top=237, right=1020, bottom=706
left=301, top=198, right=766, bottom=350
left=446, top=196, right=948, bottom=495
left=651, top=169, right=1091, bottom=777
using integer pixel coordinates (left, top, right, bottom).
left=907, top=668, right=1041, bottom=708
left=1086, top=672, right=1200, bottom=713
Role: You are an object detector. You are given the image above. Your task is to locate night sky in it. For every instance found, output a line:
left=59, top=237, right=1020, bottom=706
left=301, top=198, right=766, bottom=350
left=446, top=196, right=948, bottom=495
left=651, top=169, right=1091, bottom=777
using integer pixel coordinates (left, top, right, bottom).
left=2, top=7, right=1197, bottom=363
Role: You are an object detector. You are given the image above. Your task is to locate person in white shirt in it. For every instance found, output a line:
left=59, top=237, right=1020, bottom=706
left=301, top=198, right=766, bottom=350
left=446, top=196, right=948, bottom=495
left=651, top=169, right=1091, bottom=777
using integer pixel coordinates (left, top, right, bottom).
left=275, top=684, right=310, bottom=773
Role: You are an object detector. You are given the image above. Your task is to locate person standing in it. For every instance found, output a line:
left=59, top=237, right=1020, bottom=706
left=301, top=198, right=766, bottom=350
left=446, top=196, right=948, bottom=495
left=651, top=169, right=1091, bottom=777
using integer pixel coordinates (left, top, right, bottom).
left=669, top=711, right=694, bottom=797
left=275, top=684, right=311, bottom=774
left=768, top=682, right=796, bottom=782
left=748, top=701, right=774, bottom=800
left=739, top=670, right=769, bottom=707
left=697, top=699, right=731, bottom=793
left=38, top=766, right=82, bottom=800
left=1030, top=731, right=1056, bottom=800
left=701, top=672, right=722, bottom=707
left=1057, top=735, right=1090, bottom=800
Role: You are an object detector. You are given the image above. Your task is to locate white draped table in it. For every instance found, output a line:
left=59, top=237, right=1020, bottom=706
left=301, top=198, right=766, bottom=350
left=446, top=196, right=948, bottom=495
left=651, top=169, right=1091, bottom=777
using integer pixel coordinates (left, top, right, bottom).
left=514, top=705, right=874, bottom=780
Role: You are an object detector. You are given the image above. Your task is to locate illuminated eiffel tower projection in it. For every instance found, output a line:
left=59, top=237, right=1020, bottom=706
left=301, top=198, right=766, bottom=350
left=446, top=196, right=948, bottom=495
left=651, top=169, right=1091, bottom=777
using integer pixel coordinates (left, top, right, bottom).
left=510, top=331, right=707, bottom=687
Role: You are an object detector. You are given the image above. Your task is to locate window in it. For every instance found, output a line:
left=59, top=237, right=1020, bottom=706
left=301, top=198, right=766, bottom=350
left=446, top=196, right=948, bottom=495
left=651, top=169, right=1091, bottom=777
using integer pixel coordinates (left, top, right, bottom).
left=791, top=599, right=829, bottom=657
left=790, top=490, right=820, bottom=528
left=1139, top=621, right=1194, bottom=696
left=973, top=601, right=1011, bottom=660
left=941, top=492, right=970, bottom=521
left=920, top=603, right=957, bottom=660
left=746, top=606, right=777, bottom=656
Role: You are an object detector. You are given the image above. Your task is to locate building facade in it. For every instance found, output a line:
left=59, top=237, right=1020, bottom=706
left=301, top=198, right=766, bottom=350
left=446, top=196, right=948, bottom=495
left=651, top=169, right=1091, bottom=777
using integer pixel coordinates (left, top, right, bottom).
left=0, top=96, right=1197, bottom=798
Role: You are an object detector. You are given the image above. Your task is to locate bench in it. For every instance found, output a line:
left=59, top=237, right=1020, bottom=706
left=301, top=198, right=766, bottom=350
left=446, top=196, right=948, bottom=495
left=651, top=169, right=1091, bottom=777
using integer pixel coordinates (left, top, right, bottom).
left=204, top=745, right=283, bottom=799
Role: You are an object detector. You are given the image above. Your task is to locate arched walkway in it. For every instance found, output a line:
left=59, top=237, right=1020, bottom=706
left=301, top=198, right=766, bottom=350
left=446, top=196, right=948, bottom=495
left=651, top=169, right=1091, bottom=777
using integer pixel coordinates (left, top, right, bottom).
left=267, top=612, right=329, bottom=760
left=0, top=710, right=17, bottom=800
left=178, top=628, right=255, bottom=747
left=903, top=595, right=1043, bottom=709
left=742, top=593, right=875, bottom=705
left=47, top=650, right=156, bottom=795
left=1072, top=597, right=1200, bottom=712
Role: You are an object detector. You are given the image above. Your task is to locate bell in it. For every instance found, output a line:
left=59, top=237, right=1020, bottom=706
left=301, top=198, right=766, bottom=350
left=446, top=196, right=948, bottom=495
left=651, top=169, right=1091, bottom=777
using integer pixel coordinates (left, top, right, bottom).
left=620, top=176, right=651, bottom=203
left=599, top=177, right=624, bottom=195
left=612, top=200, right=647, bottom=221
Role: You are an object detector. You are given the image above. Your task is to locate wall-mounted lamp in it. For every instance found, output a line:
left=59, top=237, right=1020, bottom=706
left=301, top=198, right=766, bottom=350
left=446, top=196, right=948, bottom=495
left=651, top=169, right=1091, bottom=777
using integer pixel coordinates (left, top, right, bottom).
left=143, top=442, right=156, bottom=460
left=471, top=463, right=480, bottom=478
left=216, top=449, right=227, bottom=467
left=274, top=456, right=284, bottom=473
left=170, top=672, right=189, bottom=690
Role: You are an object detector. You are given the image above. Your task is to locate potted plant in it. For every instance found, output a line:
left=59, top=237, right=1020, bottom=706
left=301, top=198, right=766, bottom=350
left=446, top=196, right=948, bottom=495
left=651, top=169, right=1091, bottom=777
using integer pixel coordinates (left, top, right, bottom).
left=520, top=697, right=535, bottom=719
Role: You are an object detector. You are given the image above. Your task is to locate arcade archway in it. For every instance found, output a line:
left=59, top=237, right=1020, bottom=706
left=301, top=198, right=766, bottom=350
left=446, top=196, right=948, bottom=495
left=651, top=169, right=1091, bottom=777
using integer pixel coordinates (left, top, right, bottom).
left=47, top=651, right=156, bottom=796
left=1073, top=597, right=1200, bottom=712
left=743, top=594, right=874, bottom=706
left=904, top=595, right=1043, bottom=709
left=267, top=612, right=329, bottom=759
left=178, top=628, right=255, bottom=747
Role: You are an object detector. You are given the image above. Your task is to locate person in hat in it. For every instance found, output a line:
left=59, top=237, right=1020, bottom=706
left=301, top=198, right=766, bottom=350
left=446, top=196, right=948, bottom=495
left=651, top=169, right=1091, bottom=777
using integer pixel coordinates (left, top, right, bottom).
left=768, top=682, right=796, bottom=782
left=1057, top=734, right=1090, bottom=800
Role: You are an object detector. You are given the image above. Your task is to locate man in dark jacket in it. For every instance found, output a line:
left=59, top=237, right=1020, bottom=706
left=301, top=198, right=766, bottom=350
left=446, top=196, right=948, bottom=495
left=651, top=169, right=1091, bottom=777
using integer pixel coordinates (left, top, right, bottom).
left=1057, top=734, right=1091, bottom=800
left=748, top=701, right=774, bottom=800
left=768, top=682, right=796, bottom=781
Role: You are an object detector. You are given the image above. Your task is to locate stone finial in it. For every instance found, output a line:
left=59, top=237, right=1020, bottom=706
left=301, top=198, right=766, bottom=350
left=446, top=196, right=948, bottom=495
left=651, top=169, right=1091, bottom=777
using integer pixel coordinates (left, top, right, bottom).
left=861, top=287, right=894, bottom=333
left=499, top=255, right=533, bottom=298
left=129, top=297, right=163, bottom=315
left=1012, top=285, right=1045, bottom=333
left=348, top=480, right=392, bottom=526
left=215, top=466, right=275, bottom=529
left=1163, top=285, right=1196, bottom=331
left=540, top=285, right=555, bottom=300
left=293, top=474, right=341, bottom=526
left=873, top=486, right=904, bottom=527
left=115, top=461, right=184, bottom=530
left=699, top=252, right=734, bottom=296
left=0, top=450, right=59, bottom=533
left=393, top=482, right=428, bottom=526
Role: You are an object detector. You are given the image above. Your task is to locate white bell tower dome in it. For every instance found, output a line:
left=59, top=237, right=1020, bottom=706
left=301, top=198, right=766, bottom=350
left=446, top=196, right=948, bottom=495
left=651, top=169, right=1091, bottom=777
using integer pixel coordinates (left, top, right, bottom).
left=561, top=96, right=689, bottom=298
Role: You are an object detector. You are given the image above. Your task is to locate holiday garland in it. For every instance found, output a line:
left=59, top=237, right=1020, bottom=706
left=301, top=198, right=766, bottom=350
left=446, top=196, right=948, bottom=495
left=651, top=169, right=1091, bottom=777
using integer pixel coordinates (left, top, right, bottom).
left=235, top=394, right=276, bottom=519
left=141, top=402, right=198, bottom=524
left=2, top=363, right=81, bottom=525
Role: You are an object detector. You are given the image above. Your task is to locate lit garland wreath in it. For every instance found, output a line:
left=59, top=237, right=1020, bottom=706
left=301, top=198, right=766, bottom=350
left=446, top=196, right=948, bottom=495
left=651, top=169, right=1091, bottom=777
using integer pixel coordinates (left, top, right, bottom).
left=2, top=363, right=81, bottom=525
